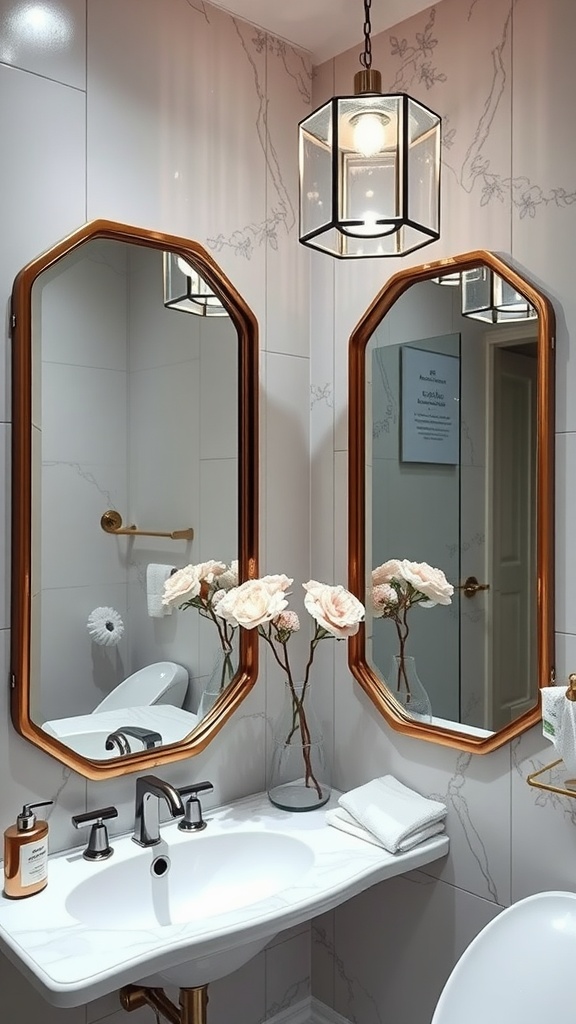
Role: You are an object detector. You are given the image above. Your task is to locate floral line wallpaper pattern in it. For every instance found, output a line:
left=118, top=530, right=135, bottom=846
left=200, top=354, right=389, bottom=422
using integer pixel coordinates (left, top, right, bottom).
left=207, top=24, right=309, bottom=260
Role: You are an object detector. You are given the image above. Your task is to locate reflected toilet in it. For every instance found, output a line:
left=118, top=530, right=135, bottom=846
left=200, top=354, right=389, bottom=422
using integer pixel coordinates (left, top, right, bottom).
left=92, top=661, right=189, bottom=713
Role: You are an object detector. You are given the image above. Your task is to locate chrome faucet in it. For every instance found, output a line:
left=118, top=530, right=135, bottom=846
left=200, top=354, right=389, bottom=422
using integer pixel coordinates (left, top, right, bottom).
left=105, top=726, right=163, bottom=756
left=132, top=775, right=184, bottom=847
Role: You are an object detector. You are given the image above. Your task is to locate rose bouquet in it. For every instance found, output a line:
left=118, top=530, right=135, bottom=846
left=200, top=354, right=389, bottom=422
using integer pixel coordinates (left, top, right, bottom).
left=371, top=559, right=454, bottom=710
left=217, top=575, right=365, bottom=808
left=162, top=560, right=239, bottom=696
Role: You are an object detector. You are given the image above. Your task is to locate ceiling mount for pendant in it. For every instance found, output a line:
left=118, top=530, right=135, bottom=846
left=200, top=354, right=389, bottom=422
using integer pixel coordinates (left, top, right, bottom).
left=298, top=0, right=442, bottom=259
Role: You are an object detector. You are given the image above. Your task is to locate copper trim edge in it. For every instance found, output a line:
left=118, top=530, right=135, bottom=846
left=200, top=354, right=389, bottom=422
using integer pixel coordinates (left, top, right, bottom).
left=10, top=219, right=259, bottom=779
left=348, top=249, right=555, bottom=754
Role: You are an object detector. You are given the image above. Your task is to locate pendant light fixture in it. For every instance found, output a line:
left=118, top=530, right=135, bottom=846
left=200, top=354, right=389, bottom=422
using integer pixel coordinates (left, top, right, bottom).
left=460, top=266, right=537, bottom=323
left=163, top=252, right=227, bottom=316
left=298, top=0, right=441, bottom=259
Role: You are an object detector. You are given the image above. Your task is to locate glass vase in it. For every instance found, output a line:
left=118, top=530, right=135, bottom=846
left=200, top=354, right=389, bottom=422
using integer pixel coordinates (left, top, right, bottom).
left=267, top=681, right=330, bottom=811
left=389, top=654, right=432, bottom=722
left=198, top=646, right=236, bottom=720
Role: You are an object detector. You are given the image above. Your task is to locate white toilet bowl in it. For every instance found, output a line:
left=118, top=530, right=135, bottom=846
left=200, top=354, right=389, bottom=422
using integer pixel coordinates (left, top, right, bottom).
left=431, top=890, right=576, bottom=1024
left=92, top=661, right=189, bottom=713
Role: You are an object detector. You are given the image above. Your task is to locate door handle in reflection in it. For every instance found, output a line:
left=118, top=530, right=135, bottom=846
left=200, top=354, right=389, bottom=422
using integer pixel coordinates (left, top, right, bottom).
left=456, top=575, right=490, bottom=599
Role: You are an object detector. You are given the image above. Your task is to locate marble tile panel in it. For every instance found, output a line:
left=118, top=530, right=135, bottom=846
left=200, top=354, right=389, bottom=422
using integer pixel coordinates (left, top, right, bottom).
left=310, top=250, right=335, bottom=586
left=0, top=425, right=8, bottom=630
left=311, top=910, right=336, bottom=1010
left=0, top=949, right=84, bottom=1023
left=0, top=0, right=86, bottom=88
left=264, top=32, right=311, bottom=358
left=0, top=62, right=85, bottom=422
left=265, top=928, right=311, bottom=1020
left=87, top=0, right=267, bottom=327
left=331, top=872, right=502, bottom=1024
left=205, top=949, right=266, bottom=1024
left=333, top=667, right=512, bottom=906
left=41, top=462, right=128, bottom=591
left=555, top=432, right=576, bottom=635
left=510, top=629, right=576, bottom=901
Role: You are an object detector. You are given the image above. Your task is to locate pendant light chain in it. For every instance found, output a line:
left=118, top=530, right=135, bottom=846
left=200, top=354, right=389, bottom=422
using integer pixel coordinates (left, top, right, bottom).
left=360, top=0, right=373, bottom=70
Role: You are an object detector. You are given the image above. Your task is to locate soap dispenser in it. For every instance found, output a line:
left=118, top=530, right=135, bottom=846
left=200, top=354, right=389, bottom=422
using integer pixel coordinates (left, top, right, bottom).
left=3, top=801, right=53, bottom=899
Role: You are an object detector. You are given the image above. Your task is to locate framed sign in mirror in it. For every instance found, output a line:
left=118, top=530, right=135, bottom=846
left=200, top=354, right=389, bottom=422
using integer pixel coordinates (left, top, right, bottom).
left=11, top=220, right=259, bottom=778
left=348, top=250, right=555, bottom=753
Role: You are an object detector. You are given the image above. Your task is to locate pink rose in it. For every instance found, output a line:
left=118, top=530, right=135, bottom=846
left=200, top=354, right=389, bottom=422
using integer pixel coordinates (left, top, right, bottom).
left=217, top=578, right=288, bottom=629
left=372, top=560, right=404, bottom=587
left=273, top=610, right=300, bottom=633
left=371, top=583, right=398, bottom=617
left=303, top=580, right=365, bottom=638
left=397, top=559, right=454, bottom=606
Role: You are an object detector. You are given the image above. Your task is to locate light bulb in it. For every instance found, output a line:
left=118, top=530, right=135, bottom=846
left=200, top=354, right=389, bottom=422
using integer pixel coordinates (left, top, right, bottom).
left=351, top=112, right=387, bottom=157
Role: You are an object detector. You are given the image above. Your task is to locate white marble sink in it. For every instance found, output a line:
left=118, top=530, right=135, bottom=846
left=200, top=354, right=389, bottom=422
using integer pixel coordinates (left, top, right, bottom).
left=0, top=790, right=449, bottom=1007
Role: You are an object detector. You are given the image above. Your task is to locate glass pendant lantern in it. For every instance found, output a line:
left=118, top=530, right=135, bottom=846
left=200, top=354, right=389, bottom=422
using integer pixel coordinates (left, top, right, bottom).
left=461, top=266, right=537, bottom=323
left=298, top=0, right=441, bottom=259
left=163, top=252, right=227, bottom=316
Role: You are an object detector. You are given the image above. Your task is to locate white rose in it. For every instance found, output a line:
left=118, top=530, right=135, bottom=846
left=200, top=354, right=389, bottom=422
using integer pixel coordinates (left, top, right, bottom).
left=162, top=565, right=201, bottom=607
left=194, top=560, right=227, bottom=583
left=372, top=560, right=404, bottom=587
left=260, top=574, right=293, bottom=594
left=303, top=580, right=365, bottom=638
left=217, top=578, right=288, bottom=629
left=218, top=560, right=239, bottom=590
left=397, top=559, right=454, bottom=606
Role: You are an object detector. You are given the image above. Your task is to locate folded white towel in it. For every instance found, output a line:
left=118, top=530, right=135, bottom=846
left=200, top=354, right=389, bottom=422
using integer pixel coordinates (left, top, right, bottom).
left=338, top=775, right=447, bottom=855
left=146, top=564, right=175, bottom=618
left=326, top=806, right=446, bottom=853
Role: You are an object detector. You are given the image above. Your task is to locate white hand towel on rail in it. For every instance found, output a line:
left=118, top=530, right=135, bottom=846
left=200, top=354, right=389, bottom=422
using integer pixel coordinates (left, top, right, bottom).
left=326, top=806, right=446, bottom=853
left=338, top=775, right=447, bottom=855
left=146, top=564, right=175, bottom=618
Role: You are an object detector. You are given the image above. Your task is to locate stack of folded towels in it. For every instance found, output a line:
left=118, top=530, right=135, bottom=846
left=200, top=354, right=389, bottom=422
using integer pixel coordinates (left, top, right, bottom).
left=326, top=775, right=447, bottom=854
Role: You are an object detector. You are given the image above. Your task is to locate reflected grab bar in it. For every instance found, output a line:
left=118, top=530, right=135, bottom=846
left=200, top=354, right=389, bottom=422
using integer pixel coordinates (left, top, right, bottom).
left=100, top=509, right=194, bottom=541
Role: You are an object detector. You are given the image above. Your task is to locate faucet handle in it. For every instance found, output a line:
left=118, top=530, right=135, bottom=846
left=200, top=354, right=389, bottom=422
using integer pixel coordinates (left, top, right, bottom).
left=177, top=781, right=214, bottom=833
left=71, top=806, right=118, bottom=861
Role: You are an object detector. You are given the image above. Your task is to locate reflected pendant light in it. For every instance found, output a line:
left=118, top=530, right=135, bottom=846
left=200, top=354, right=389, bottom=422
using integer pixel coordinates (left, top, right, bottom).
left=461, top=266, right=537, bottom=323
left=431, top=272, right=461, bottom=286
left=163, top=252, right=227, bottom=316
left=298, top=0, right=441, bottom=259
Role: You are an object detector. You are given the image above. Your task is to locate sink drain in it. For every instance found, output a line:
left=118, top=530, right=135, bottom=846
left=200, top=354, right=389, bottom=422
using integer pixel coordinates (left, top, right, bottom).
left=150, top=854, right=170, bottom=878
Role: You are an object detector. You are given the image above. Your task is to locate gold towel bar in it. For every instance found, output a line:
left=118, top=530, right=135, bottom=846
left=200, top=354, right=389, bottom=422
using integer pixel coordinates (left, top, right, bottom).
left=526, top=758, right=576, bottom=799
left=527, top=674, right=576, bottom=798
left=100, top=510, right=194, bottom=542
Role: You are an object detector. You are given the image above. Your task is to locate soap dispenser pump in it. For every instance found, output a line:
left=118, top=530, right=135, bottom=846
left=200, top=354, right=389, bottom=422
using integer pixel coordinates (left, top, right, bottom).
left=3, top=801, right=53, bottom=899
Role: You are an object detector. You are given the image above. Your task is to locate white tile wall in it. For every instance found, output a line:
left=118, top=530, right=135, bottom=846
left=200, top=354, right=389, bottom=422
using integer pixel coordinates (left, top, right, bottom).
left=2, top=0, right=576, bottom=1022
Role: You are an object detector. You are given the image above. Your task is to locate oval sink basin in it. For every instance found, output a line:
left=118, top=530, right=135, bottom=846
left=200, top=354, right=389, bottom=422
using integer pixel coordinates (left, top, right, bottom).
left=66, top=832, right=313, bottom=929
left=0, top=790, right=449, bottom=1007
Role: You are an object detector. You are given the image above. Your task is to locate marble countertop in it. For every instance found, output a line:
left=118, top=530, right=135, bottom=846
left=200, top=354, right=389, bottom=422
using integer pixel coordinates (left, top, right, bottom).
left=0, top=789, right=449, bottom=1007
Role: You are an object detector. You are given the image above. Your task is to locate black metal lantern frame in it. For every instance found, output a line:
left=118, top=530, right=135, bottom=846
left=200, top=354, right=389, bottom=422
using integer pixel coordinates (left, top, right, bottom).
left=298, top=0, right=441, bottom=259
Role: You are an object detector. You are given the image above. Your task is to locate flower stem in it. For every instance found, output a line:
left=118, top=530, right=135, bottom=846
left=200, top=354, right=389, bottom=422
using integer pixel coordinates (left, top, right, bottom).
left=259, top=624, right=324, bottom=799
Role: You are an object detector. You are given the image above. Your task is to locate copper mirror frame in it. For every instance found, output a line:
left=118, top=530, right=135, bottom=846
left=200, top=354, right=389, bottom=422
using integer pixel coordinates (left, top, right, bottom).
left=348, top=250, right=555, bottom=753
left=10, top=219, right=259, bottom=779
